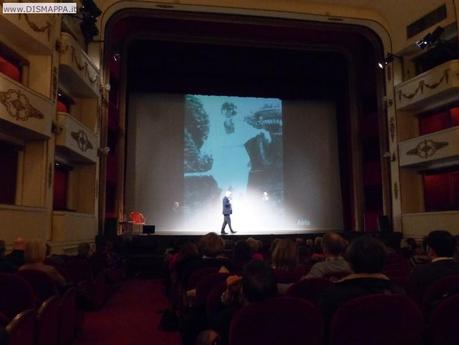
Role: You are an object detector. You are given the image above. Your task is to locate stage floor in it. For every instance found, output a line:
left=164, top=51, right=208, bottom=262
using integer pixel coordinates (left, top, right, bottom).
left=152, top=228, right=332, bottom=236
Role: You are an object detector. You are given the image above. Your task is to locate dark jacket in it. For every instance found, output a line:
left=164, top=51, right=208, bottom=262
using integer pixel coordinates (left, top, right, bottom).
left=223, top=196, right=232, bottom=215
left=320, top=276, right=402, bottom=324
left=408, top=258, right=459, bottom=297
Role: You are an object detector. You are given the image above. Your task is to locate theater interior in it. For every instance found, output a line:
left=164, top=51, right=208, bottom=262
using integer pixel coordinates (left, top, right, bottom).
left=1, top=1, right=459, bottom=345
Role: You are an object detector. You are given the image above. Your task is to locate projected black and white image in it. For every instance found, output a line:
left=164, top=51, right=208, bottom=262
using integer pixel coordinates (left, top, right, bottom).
left=184, top=95, right=283, bottom=229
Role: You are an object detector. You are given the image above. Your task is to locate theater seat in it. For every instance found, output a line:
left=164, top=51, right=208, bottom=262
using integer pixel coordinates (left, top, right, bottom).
left=286, top=278, right=331, bottom=304
left=17, top=270, right=59, bottom=305
left=59, top=287, right=77, bottom=345
left=430, top=293, right=459, bottom=345
left=330, top=294, right=423, bottom=345
left=36, top=296, right=59, bottom=345
left=229, top=297, right=323, bottom=345
left=6, top=309, right=35, bottom=345
left=195, top=273, right=229, bottom=307
left=422, top=274, right=459, bottom=317
left=0, top=273, right=35, bottom=320
left=0, top=56, right=21, bottom=82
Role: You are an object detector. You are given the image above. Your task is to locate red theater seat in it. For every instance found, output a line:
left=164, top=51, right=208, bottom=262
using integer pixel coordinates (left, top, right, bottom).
left=56, top=100, right=69, bottom=113
left=286, top=278, right=332, bottom=304
left=0, top=56, right=21, bottom=82
left=330, top=294, right=423, bottom=345
left=17, top=270, right=59, bottom=305
left=229, top=297, right=323, bottom=345
left=5, top=309, right=36, bottom=345
left=195, top=272, right=229, bottom=307
left=0, top=273, right=35, bottom=320
left=36, top=296, right=60, bottom=345
left=59, top=287, right=77, bottom=345
left=430, top=293, right=459, bottom=345
left=422, top=274, right=459, bottom=317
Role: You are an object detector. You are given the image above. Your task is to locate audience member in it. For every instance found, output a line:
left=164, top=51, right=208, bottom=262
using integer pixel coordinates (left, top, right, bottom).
left=302, top=232, right=351, bottom=280
left=19, top=239, right=66, bottom=286
left=271, top=238, right=304, bottom=283
left=77, top=242, right=92, bottom=259
left=5, top=237, right=26, bottom=267
left=210, top=261, right=278, bottom=344
left=178, top=233, right=229, bottom=284
left=246, top=237, right=264, bottom=261
left=232, top=240, right=253, bottom=273
left=0, top=240, right=16, bottom=273
left=320, top=236, right=402, bottom=323
left=408, top=230, right=459, bottom=297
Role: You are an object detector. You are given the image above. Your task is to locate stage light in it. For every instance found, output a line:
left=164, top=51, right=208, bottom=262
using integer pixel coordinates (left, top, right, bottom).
left=377, top=53, right=402, bottom=69
left=113, top=53, right=120, bottom=62
left=416, top=26, right=445, bottom=49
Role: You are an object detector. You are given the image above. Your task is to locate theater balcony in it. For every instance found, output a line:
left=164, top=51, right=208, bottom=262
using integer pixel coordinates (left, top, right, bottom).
left=398, top=126, right=459, bottom=169
left=395, top=59, right=459, bottom=112
left=0, top=10, right=57, bottom=53
left=403, top=211, right=459, bottom=238
left=58, top=32, right=100, bottom=98
left=55, top=112, right=98, bottom=163
left=52, top=211, right=97, bottom=253
left=0, top=72, right=53, bottom=138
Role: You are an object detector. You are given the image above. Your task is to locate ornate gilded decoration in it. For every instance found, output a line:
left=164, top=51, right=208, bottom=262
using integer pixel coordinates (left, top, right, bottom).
left=19, top=14, right=52, bottom=40
left=71, top=129, right=94, bottom=152
left=406, top=139, right=449, bottom=159
left=70, top=46, right=98, bottom=85
left=398, top=69, right=449, bottom=101
left=0, top=89, right=44, bottom=121
left=389, top=117, right=395, bottom=142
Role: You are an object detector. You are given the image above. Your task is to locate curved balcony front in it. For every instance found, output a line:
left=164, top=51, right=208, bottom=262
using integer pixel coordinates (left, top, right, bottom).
left=55, top=112, right=98, bottom=163
left=58, top=32, right=99, bottom=97
left=0, top=72, right=53, bottom=138
left=395, top=60, right=459, bottom=112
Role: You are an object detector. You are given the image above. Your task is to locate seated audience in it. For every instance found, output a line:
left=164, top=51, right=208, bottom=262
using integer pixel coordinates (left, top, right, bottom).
left=302, top=232, right=351, bottom=280
left=77, top=242, right=92, bottom=259
left=209, top=261, right=278, bottom=345
left=0, top=240, right=16, bottom=273
left=5, top=237, right=26, bottom=267
left=231, top=240, right=253, bottom=274
left=320, top=235, right=402, bottom=323
left=271, top=238, right=304, bottom=283
left=19, top=239, right=66, bottom=286
left=246, top=237, right=264, bottom=261
left=178, top=233, right=229, bottom=284
left=408, top=230, right=459, bottom=297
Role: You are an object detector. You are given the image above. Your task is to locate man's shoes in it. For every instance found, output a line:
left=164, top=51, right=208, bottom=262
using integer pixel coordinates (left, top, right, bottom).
left=230, top=230, right=237, bottom=234
left=221, top=230, right=228, bottom=235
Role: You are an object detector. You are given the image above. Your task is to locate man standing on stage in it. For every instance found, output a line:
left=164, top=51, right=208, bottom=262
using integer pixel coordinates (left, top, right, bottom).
left=221, top=191, right=236, bottom=235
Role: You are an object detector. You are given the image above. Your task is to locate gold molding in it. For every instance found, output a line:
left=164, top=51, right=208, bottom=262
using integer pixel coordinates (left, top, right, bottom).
left=406, top=139, right=449, bottom=159
left=397, top=69, right=449, bottom=101
left=0, top=89, right=44, bottom=121
left=393, top=182, right=398, bottom=200
left=71, top=129, right=94, bottom=152
left=389, top=116, right=395, bottom=142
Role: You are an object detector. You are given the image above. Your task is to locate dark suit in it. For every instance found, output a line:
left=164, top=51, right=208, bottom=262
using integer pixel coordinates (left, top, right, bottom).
left=408, top=258, right=459, bottom=297
left=221, top=196, right=233, bottom=232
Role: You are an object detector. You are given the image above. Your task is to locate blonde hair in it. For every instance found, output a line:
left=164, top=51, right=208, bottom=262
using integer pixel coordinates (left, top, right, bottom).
left=271, top=238, right=298, bottom=271
left=24, top=239, right=47, bottom=264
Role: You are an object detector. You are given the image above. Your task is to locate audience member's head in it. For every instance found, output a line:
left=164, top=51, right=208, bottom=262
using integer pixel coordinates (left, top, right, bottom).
left=346, top=236, right=386, bottom=274
left=322, top=232, right=346, bottom=257
left=242, top=261, right=278, bottom=303
left=78, top=242, right=91, bottom=258
left=425, top=230, right=456, bottom=258
left=179, top=242, right=199, bottom=260
left=271, top=238, right=298, bottom=271
left=24, top=240, right=47, bottom=264
left=246, top=237, right=262, bottom=253
left=313, top=236, right=323, bottom=253
left=0, top=240, right=5, bottom=258
left=13, top=237, right=26, bottom=251
left=233, top=241, right=252, bottom=268
left=198, top=233, right=224, bottom=258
